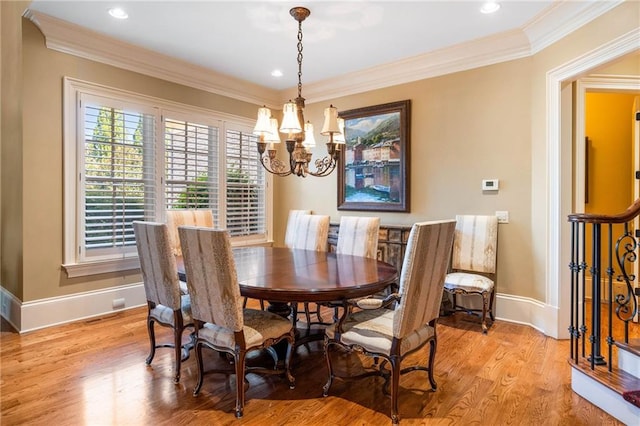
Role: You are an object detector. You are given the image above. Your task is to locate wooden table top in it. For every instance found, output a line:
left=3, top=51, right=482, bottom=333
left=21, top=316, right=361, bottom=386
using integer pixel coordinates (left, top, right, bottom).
left=177, top=246, right=398, bottom=303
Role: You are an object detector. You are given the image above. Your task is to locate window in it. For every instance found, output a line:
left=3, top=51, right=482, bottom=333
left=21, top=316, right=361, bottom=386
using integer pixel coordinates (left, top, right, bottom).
left=63, top=78, right=271, bottom=277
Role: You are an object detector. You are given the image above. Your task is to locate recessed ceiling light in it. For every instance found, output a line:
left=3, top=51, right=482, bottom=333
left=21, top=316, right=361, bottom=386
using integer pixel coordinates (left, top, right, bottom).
left=271, top=69, right=283, bottom=78
left=480, top=1, right=500, bottom=14
left=108, top=7, right=128, bottom=19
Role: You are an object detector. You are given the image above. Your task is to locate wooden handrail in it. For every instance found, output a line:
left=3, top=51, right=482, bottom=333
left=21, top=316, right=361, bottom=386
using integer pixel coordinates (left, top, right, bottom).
left=568, top=198, right=640, bottom=224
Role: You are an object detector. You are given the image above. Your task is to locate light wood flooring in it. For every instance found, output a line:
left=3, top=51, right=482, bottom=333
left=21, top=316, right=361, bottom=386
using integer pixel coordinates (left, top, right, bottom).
left=0, top=302, right=625, bottom=425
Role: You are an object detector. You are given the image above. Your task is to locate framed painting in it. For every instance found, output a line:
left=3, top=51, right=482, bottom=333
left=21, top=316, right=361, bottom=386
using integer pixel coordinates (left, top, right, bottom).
left=337, top=100, right=410, bottom=212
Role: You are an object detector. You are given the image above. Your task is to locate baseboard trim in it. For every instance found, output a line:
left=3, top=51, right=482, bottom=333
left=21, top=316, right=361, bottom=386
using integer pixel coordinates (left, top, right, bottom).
left=572, top=365, right=640, bottom=425
left=3, top=286, right=559, bottom=336
left=1, top=283, right=146, bottom=333
left=495, top=293, right=560, bottom=336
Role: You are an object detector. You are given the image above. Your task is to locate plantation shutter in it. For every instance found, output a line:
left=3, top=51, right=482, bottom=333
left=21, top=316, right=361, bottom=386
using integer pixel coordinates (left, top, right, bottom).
left=81, top=96, right=156, bottom=259
left=164, top=118, right=219, bottom=221
left=225, top=127, right=266, bottom=237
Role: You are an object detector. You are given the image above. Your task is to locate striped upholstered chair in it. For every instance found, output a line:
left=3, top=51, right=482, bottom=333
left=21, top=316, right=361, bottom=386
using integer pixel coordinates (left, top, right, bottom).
left=336, top=216, right=380, bottom=259
left=443, top=215, right=498, bottom=333
left=133, top=221, right=194, bottom=384
left=286, top=214, right=330, bottom=327
left=286, top=214, right=330, bottom=251
left=323, top=220, right=456, bottom=425
left=166, top=209, right=214, bottom=257
left=166, top=209, right=214, bottom=294
left=178, top=226, right=295, bottom=418
left=284, top=209, right=311, bottom=248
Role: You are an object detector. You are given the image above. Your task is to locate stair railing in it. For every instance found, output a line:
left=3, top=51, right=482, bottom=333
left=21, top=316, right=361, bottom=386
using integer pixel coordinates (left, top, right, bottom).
left=568, top=199, right=640, bottom=372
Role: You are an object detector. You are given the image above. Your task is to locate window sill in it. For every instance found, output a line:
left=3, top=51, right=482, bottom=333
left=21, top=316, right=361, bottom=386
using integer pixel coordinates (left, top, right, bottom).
left=63, top=239, right=273, bottom=278
left=63, top=257, right=140, bottom=278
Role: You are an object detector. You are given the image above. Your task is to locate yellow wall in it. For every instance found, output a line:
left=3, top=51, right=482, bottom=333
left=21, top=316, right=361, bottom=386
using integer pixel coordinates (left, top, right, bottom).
left=585, top=92, right=635, bottom=214
left=584, top=92, right=637, bottom=276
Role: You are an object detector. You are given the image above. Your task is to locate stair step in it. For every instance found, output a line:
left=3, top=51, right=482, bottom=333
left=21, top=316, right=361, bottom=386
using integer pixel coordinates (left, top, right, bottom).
left=615, top=339, right=640, bottom=379
left=571, top=357, right=640, bottom=399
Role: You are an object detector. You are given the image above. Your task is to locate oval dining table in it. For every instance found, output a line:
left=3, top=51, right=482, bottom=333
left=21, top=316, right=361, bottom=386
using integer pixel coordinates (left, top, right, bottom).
left=176, top=246, right=398, bottom=318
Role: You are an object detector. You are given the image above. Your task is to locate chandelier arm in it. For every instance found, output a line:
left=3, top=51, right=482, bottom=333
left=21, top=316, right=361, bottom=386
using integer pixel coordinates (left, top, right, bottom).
left=259, top=155, right=293, bottom=177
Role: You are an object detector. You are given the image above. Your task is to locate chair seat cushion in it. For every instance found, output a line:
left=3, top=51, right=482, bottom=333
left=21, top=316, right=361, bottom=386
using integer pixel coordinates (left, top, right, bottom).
left=198, top=309, right=292, bottom=351
left=326, top=308, right=434, bottom=356
left=444, top=272, right=494, bottom=293
left=149, top=294, right=192, bottom=325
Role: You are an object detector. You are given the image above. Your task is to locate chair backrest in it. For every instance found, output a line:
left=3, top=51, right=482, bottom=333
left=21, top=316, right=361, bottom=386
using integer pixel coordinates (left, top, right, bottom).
left=451, top=215, right=498, bottom=274
left=166, top=209, right=214, bottom=256
left=178, top=226, right=243, bottom=332
left=336, top=216, right=380, bottom=259
left=393, top=220, right=456, bottom=339
left=288, top=214, right=330, bottom=252
left=133, top=221, right=181, bottom=310
left=284, top=209, right=311, bottom=248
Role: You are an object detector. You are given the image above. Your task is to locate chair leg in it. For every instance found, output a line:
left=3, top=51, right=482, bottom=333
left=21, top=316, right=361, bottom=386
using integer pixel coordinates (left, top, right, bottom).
left=291, top=303, right=299, bottom=328
left=234, top=349, right=247, bottom=418
left=173, top=312, right=187, bottom=383
left=322, top=337, right=334, bottom=397
left=390, top=355, right=401, bottom=425
left=488, top=289, right=496, bottom=321
left=427, top=338, right=438, bottom=390
left=303, top=302, right=312, bottom=331
left=284, top=334, right=296, bottom=389
left=193, top=341, right=205, bottom=396
left=146, top=316, right=156, bottom=365
left=481, top=292, right=489, bottom=334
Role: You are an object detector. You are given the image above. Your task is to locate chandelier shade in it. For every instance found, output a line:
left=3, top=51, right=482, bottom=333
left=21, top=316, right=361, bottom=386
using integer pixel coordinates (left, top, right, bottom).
left=254, top=6, right=343, bottom=178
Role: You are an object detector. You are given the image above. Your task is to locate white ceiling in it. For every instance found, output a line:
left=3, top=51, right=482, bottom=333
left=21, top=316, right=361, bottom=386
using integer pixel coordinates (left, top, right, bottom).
left=27, top=0, right=615, bottom=95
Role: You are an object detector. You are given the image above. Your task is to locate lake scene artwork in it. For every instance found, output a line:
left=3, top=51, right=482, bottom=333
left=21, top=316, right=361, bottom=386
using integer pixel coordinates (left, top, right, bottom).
left=343, top=111, right=402, bottom=204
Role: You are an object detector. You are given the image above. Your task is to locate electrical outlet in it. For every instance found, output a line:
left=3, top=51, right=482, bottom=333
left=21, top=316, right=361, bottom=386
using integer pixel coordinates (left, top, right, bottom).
left=112, top=298, right=125, bottom=310
left=495, top=211, right=509, bottom=224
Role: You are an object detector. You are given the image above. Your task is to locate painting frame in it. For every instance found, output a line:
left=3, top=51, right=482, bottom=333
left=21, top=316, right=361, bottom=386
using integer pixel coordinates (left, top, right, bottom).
left=337, top=100, right=410, bottom=212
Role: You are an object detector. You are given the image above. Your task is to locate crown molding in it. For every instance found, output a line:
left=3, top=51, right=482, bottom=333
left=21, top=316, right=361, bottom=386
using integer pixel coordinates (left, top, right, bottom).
left=25, top=1, right=624, bottom=108
left=523, top=0, right=623, bottom=54
left=296, top=29, right=531, bottom=105
left=24, top=10, right=282, bottom=108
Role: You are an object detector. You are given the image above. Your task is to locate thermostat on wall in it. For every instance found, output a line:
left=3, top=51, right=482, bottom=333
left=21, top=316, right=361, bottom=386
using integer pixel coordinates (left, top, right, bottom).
left=482, top=179, right=499, bottom=191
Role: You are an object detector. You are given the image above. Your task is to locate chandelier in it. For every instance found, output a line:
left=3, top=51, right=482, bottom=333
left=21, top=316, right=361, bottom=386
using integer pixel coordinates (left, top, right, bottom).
left=253, top=7, right=344, bottom=177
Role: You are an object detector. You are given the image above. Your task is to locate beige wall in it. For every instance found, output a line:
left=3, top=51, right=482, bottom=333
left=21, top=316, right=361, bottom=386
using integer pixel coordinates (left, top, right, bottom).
left=4, top=1, right=640, bottom=311
left=17, top=19, right=262, bottom=302
left=277, top=1, right=640, bottom=303
left=277, top=57, right=535, bottom=298
left=1, top=1, right=29, bottom=300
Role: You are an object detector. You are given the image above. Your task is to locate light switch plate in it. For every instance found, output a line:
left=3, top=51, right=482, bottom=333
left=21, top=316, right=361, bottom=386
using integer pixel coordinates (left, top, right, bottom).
left=495, top=211, right=509, bottom=224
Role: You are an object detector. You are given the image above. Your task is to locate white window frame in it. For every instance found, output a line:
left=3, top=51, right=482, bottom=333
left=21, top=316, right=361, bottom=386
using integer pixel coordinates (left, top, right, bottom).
left=62, top=77, right=273, bottom=277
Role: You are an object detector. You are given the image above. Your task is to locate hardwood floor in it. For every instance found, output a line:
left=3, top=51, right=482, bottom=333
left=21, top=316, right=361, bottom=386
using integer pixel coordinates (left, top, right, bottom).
left=0, top=302, right=624, bottom=425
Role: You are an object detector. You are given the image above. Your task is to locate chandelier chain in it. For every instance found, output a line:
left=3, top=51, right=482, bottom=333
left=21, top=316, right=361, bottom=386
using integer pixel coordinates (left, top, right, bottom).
left=297, top=19, right=303, bottom=99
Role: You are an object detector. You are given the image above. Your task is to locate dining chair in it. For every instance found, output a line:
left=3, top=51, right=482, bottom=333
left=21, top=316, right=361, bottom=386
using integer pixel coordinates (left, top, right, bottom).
left=327, top=215, right=381, bottom=319
left=166, top=209, right=214, bottom=295
left=178, top=226, right=295, bottom=418
left=286, top=214, right=330, bottom=328
left=287, top=213, right=330, bottom=251
left=244, top=209, right=312, bottom=311
left=284, top=209, right=311, bottom=248
left=336, top=216, right=380, bottom=259
left=323, top=220, right=456, bottom=425
left=133, top=221, right=194, bottom=384
left=443, top=214, right=498, bottom=333
left=166, top=209, right=214, bottom=256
